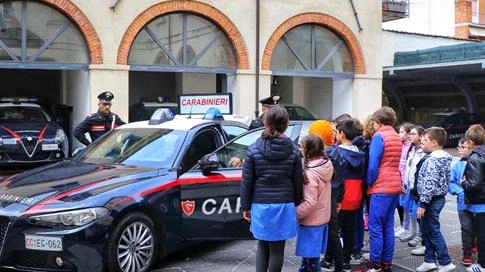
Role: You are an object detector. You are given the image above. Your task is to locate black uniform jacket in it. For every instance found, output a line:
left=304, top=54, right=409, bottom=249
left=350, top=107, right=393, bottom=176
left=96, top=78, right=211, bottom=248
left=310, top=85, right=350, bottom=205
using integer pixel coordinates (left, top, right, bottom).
left=73, top=110, right=125, bottom=146
left=249, top=115, right=264, bottom=130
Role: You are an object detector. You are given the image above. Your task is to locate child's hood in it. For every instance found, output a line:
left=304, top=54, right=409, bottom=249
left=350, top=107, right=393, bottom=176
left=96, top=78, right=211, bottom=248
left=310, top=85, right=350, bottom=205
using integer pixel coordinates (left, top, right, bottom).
left=429, top=149, right=452, bottom=165
left=337, top=145, right=364, bottom=168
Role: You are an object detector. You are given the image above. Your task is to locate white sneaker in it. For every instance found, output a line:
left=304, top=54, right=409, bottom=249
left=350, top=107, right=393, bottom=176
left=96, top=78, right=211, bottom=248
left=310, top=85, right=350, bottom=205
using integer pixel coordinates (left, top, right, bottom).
left=411, top=246, right=426, bottom=256
left=466, top=264, right=485, bottom=272
left=362, top=240, right=370, bottom=252
left=408, top=236, right=422, bottom=247
left=438, top=263, right=456, bottom=272
left=416, top=262, right=437, bottom=272
left=362, top=252, right=370, bottom=260
left=394, top=226, right=405, bottom=237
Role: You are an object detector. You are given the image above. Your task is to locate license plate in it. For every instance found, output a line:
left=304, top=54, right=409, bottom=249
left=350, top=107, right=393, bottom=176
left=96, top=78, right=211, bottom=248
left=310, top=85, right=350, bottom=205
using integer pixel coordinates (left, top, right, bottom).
left=42, top=144, right=58, bottom=151
left=25, top=235, right=63, bottom=251
left=3, top=138, right=16, bottom=145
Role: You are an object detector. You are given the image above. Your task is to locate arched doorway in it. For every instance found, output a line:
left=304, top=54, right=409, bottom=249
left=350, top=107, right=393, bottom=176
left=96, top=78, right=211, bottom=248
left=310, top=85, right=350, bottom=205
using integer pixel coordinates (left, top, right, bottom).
left=125, top=12, right=240, bottom=120
left=0, top=0, right=98, bottom=149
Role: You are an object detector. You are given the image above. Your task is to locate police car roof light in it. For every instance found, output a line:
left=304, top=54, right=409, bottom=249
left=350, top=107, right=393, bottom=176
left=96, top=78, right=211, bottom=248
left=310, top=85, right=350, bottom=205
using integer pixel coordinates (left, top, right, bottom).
left=0, top=97, right=38, bottom=103
left=149, top=108, right=174, bottom=125
left=203, top=107, right=224, bottom=121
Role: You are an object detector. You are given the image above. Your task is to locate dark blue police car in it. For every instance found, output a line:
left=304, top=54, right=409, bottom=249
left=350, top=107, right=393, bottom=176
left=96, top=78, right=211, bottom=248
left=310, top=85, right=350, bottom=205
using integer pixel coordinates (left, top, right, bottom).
left=0, top=99, right=68, bottom=167
left=0, top=108, right=302, bottom=272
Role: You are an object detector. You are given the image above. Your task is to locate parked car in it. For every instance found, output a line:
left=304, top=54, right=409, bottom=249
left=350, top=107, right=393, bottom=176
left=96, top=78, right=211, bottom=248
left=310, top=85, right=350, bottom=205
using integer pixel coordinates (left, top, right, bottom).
left=416, top=111, right=485, bottom=147
left=0, top=112, right=301, bottom=272
left=0, top=99, right=68, bottom=167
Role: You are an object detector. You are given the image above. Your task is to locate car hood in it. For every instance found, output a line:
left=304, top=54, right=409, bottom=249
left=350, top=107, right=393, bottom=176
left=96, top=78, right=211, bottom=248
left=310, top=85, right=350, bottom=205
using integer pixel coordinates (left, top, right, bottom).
left=0, top=122, right=60, bottom=139
left=0, top=160, right=160, bottom=213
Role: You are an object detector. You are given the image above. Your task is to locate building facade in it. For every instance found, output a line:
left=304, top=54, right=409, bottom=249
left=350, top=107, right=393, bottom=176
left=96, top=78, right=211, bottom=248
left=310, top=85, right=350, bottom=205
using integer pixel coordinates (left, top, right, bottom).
left=0, top=0, right=383, bottom=148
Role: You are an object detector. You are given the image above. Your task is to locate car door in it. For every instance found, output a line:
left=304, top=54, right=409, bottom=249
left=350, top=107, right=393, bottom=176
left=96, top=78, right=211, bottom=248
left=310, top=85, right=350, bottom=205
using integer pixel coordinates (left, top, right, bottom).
left=178, top=123, right=302, bottom=239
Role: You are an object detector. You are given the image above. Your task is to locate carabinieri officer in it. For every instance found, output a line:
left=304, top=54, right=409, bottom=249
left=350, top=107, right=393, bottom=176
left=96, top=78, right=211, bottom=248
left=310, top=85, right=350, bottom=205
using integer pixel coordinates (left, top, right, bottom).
left=248, top=95, right=281, bottom=130
left=73, top=91, right=125, bottom=146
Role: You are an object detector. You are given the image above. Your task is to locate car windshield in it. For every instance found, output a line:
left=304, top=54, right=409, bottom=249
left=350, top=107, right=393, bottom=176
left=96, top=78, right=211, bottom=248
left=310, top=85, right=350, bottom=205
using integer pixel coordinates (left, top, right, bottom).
left=283, top=106, right=319, bottom=120
left=419, top=114, right=448, bottom=124
left=0, top=106, right=51, bottom=123
left=74, top=128, right=186, bottom=168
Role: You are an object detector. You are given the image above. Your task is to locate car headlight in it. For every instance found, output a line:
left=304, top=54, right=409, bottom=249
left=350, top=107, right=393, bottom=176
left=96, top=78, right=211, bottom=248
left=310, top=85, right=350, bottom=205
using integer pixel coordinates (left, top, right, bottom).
left=54, top=129, right=66, bottom=144
left=28, top=207, right=109, bottom=228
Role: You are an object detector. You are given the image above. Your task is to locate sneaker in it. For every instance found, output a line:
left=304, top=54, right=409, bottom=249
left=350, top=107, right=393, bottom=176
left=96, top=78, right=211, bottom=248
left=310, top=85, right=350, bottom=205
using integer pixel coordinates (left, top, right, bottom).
left=462, top=251, right=473, bottom=266
left=408, top=236, right=422, bottom=247
left=400, top=232, right=416, bottom=242
left=466, top=264, right=485, bottom=272
left=399, top=229, right=411, bottom=240
left=366, top=260, right=382, bottom=272
left=438, top=263, right=456, bottom=272
left=416, top=262, right=437, bottom=272
left=321, top=260, right=335, bottom=272
left=394, top=226, right=405, bottom=237
left=350, top=253, right=363, bottom=265
left=362, top=252, right=370, bottom=260
left=411, top=246, right=426, bottom=256
left=362, top=240, right=370, bottom=252
left=381, top=261, right=392, bottom=272
left=472, top=247, right=478, bottom=254
left=342, top=263, right=352, bottom=272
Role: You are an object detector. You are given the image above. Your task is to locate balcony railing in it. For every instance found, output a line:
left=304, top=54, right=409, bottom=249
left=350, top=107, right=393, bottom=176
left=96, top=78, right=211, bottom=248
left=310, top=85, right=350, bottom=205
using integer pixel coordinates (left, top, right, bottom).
left=383, top=0, right=409, bottom=22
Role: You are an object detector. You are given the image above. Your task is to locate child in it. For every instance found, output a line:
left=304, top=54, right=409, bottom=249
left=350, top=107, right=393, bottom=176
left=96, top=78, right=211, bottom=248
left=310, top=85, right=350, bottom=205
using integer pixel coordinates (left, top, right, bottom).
left=366, top=107, right=402, bottom=272
left=325, top=118, right=365, bottom=272
left=402, top=126, right=424, bottom=243
left=296, top=134, right=334, bottom=272
left=397, top=122, right=414, bottom=240
left=241, top=106, right=303, bottom=272
left=415, top=127, right=456, bottom=272
left=461, top=124, right=485, bottom=272
left=449, top=136, right=476, bottom=266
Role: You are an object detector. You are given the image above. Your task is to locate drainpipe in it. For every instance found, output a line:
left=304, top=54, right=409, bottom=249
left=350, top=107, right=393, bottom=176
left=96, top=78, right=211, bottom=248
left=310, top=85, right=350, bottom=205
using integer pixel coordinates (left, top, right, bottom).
left=255, top=0, right=260, bottom=118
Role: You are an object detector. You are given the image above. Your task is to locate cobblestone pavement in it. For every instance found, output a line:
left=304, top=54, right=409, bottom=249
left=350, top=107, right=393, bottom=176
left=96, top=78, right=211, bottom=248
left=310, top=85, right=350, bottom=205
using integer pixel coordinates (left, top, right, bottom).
left=154, top=193, right=466, bottom=272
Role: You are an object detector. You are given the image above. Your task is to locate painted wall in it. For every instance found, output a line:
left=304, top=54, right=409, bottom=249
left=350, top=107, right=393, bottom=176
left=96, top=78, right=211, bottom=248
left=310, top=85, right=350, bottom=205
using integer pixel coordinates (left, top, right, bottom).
left=383, top=0, right=456, bottom=37
left=65, top=0, right=382, bottom=120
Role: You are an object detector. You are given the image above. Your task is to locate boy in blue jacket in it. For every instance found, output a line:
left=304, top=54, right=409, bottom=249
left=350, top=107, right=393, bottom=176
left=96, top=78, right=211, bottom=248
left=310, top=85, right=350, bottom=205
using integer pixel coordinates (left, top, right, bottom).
left=449, top=137, right=476, bottom=266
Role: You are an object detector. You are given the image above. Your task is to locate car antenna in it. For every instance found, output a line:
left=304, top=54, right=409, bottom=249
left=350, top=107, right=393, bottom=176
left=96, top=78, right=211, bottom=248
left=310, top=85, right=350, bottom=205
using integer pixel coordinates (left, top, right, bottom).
left=188, top=104, right=193, bottom=119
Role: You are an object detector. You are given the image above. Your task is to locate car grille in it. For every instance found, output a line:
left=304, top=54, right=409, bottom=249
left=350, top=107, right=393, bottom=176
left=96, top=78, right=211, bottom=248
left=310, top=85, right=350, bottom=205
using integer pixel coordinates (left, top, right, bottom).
left=0, top=216, right=10, bottom=255
left=20, top=138, right=37, bottom=154
left=10, top=250, right=75, bottom=271
left=8, top=153, right=50, bottom=161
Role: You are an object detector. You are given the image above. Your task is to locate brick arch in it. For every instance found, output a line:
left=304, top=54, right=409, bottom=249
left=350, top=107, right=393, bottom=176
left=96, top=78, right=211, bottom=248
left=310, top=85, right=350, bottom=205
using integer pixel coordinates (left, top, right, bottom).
left=117, top=0, right=249, bottom=69
left=262, top=13, right=366, bottom=74
left=38, top=0, right=102, bottom=64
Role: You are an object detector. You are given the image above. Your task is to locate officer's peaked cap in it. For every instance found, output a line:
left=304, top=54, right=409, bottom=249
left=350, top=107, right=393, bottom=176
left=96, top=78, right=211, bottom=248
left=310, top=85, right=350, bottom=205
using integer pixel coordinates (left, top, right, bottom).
left=98, top=91, right=114, bottom=103
left=259, top=95, right=281, bottom=106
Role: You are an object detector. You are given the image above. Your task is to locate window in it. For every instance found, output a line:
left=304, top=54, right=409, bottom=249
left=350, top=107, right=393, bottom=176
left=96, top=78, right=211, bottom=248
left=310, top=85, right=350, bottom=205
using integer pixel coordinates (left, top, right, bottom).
left=0, top=1, right=88, bottom=63
left=271, top=24, right=354, bottom=74
left=181, top=129, right=220, bottom=173
left=129, top=13, right=236, bottom=69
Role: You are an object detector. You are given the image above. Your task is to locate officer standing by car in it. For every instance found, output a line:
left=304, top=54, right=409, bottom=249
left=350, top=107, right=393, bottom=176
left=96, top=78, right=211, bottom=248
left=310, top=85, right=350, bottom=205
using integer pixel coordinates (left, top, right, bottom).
left=248, top=95, right=281, bottom=130
left=73, top=91, right=125, bottom=146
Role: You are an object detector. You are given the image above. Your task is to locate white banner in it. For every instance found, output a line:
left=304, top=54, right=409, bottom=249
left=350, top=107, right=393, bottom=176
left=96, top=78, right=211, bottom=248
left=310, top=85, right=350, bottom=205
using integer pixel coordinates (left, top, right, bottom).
left=179, top=94, right=232, bottom=114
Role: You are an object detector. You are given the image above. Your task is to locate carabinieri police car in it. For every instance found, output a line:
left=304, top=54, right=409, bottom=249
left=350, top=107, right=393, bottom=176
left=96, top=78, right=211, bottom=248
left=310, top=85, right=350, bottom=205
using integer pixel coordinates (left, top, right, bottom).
left=0, top=107, right=303, bottom=272
left=0, top=98, right=68, bottom=167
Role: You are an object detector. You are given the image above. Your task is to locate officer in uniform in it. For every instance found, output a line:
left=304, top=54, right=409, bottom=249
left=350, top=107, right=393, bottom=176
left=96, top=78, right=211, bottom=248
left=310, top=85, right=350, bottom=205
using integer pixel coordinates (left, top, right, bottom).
left=248, top=95, right=281, bottom=130
left=73, top=91, right=126, bottom=146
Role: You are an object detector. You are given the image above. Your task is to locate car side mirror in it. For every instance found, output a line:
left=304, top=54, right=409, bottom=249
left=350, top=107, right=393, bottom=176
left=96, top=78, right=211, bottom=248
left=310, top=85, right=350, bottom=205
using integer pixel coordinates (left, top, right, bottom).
left=198, top=153, right=219, bottom=174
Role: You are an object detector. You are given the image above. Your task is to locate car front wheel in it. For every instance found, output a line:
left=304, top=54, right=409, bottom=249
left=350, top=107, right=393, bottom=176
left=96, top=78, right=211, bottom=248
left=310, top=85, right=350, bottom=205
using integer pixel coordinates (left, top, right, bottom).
left=106, top=213, right=158, bottom=272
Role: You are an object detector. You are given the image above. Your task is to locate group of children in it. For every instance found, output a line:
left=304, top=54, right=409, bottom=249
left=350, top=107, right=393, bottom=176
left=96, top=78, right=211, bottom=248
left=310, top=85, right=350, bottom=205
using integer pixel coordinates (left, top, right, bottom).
left=295, top=107, right=485, bottom=272
left=241, top=105, right=485, bottom=272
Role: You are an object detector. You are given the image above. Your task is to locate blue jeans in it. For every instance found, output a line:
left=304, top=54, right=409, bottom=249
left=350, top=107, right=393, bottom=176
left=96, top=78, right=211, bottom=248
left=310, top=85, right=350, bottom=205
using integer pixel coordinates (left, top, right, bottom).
left=299, top=257, right=321, bottom=272
left=420, top=197, right=452, bottom=265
